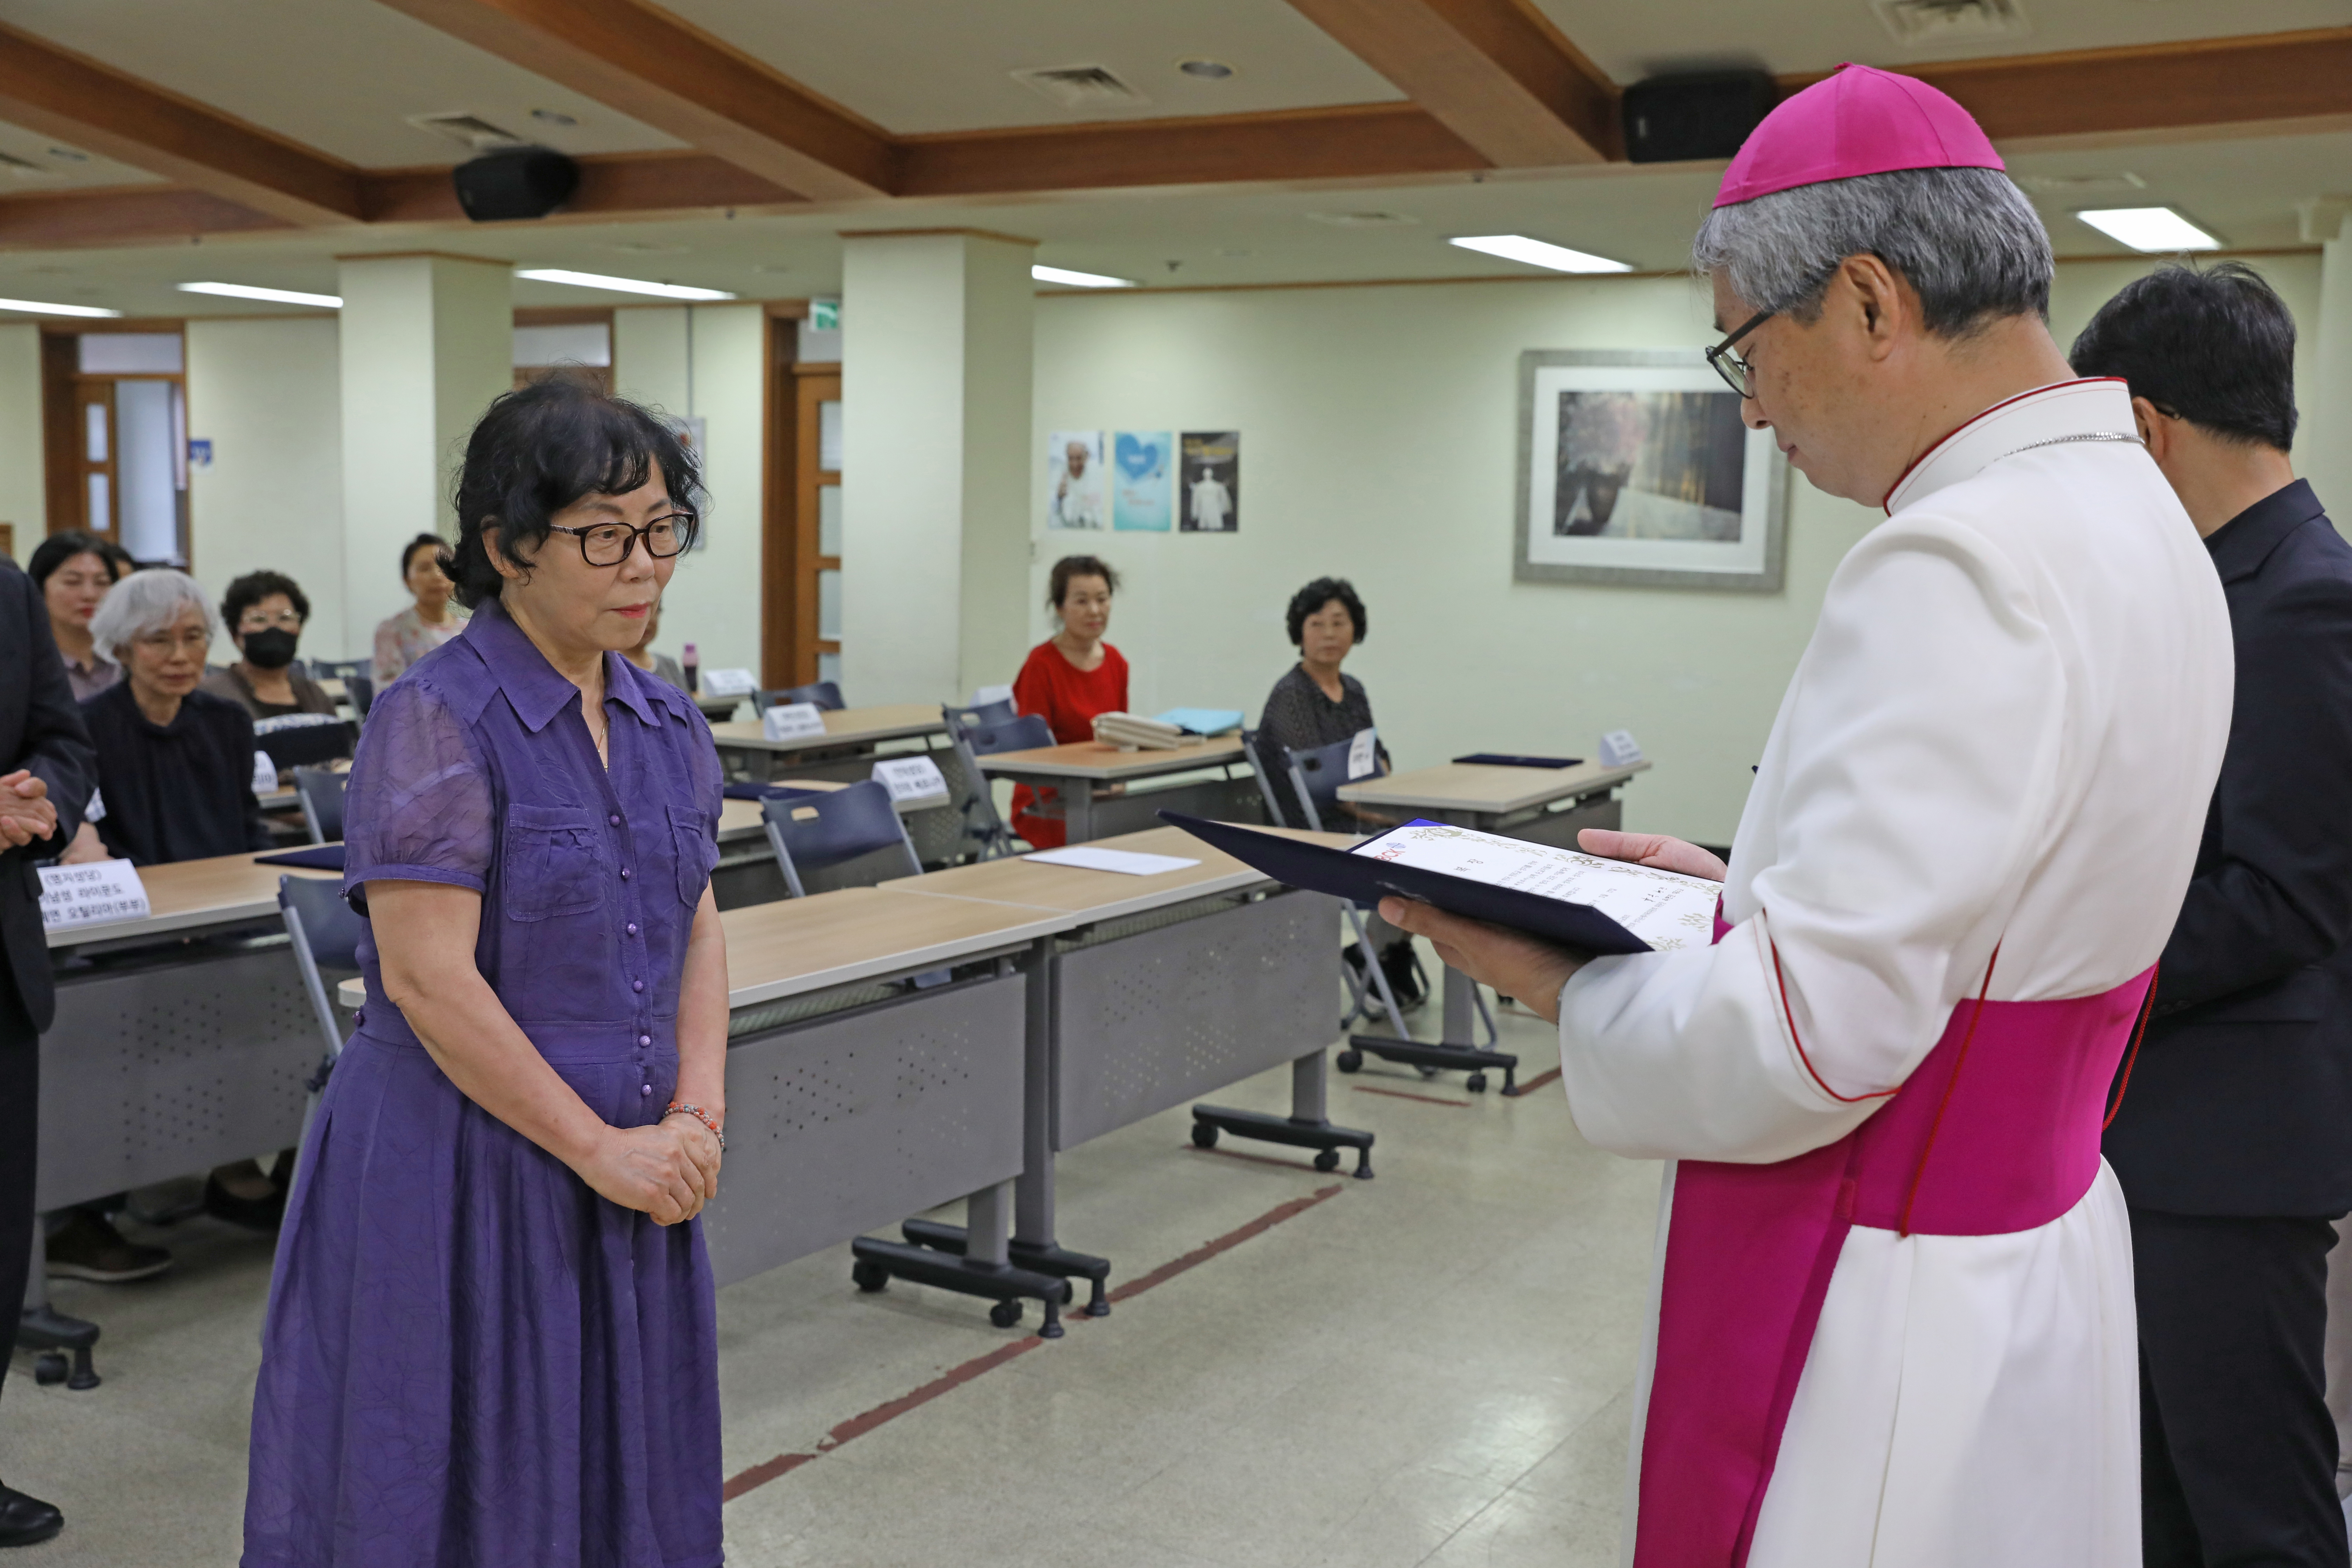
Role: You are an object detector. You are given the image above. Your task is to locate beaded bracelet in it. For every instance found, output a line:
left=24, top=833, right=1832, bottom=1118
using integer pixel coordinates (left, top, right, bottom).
left=663, top=1101, right=725, bottom=1150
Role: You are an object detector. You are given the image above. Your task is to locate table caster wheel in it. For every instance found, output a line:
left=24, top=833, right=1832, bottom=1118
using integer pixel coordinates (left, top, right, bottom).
left=1313, top=1148, right=1341, bottom=1172
left=1466, top=1073, right=1489, bottom=1094
left=33, top=1352, right=67, bottom=1386
left=989, top=1299, right=1024, bottom=1329
left=1336, top=1049, right=1363, bottom=1073
left=851, top=1259, right=891, bottom=1293
left=1191, top=1122, right=1219, bottom=1149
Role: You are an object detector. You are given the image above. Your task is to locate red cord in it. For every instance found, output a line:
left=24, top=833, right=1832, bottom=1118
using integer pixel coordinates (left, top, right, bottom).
left=2101, top=964, right=2160, bottom=1132
left=1769, top=931, right=1900, bottom=1106
left=1897, top=944, right=2001, bottom=1237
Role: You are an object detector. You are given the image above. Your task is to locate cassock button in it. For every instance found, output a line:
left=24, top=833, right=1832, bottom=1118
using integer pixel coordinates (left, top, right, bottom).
left=632, top=979, right=645, bottom=993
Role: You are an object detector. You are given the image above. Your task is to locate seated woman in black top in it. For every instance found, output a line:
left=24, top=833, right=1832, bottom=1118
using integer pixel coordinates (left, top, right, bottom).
left=1257, top=576, right=1420, bottom=1006
left=65, top=568, right=273, bottom=866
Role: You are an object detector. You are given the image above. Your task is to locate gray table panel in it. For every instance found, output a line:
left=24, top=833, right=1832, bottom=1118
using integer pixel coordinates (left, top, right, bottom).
left=1051, top=890, right=1339, bottom=1152
left=702, top=971, right=1027, bottom=1288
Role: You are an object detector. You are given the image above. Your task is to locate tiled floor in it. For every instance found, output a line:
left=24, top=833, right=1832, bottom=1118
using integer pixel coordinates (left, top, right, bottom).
left=3, top=982, right=1661, bottom=1567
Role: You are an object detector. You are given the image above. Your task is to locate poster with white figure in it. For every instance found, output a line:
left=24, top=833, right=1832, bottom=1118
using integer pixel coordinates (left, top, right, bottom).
left=1180, top=431, right=1239, bottom=533
left=1045, top=430, right=1105, bottom=531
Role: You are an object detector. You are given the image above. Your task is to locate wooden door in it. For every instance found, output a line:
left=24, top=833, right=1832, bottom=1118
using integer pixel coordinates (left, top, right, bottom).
left=73, top=379, right=118, bottom=535
left=762, top=360, right=841, bottom=687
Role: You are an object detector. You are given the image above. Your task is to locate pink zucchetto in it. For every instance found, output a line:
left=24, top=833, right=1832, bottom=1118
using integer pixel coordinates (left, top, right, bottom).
left=1714, top=63, right=2004, bottom=209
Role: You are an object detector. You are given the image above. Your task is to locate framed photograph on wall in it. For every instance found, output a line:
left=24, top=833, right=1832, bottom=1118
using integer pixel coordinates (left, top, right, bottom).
left=1514, top=349, right=1787, bottom=592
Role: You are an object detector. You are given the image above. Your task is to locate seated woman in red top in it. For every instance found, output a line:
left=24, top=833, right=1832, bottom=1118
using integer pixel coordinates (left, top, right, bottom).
left=1010, top=555, right=1127, bottom=848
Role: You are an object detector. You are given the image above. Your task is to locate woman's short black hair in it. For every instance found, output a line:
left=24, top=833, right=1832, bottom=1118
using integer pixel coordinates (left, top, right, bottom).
left=2070, top=261, right=2298, bottom=451
left=27, top=529, right=121, bottom=591
left=1286, top=576, right=1367, bottom=646
left=447, top=378, right=704, bottom=610
left=1046, top=554, right=1120, bottom=612
left=400, top=532, right=450, bottom=582
left=221, top=569, right=310, bottom=631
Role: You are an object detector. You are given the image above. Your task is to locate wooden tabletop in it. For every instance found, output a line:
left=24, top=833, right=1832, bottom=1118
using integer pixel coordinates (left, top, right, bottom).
left=973, top=735, right=1246, bottom=782
left=882, top=823, right=1352, bottom=924
left=45, top=848, right=340, bottom=949
left=1337, top=758, right=1650, bottom=815
left=708, top=703, right=946, bottom=754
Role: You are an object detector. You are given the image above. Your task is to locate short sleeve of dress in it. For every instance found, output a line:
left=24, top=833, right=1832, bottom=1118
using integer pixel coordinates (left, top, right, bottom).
left=342, top=674, right=494, bottom=900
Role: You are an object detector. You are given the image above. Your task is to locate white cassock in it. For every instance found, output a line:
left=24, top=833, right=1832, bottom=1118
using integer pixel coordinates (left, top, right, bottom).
left=1555, top=380, right=2234, bottom=1568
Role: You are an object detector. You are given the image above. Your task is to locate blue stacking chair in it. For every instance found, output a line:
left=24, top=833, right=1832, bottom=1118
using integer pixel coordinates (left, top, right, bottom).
left=756, top=680, right=845, bottom=714
left=278, top=874, right=368, bottom=1169
left=761, top=780, right=922, bottom=898
left=292, top=766, right=347, bottom=845
left=942, top=710, right=1052, bottom=859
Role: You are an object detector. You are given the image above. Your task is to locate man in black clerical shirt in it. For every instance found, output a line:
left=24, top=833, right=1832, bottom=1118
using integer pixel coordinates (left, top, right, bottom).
left=2076, top=264, right=2352, bottom=1566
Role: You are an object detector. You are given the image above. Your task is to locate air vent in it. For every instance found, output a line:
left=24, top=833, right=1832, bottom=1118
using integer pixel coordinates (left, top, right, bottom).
left=1010, top=64, right=1148, bottom=110
left=2015, top=172, right=2146, bottom=196
left=0, top=150, right=57, bottom=178
left=1305, top=211, right=1421, bottom=227
left=1871, top=0, right=2030, bottom=46
left=405, top=112, right=531, bottom=152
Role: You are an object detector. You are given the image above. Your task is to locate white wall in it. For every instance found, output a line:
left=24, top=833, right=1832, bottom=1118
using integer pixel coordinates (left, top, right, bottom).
left=0, top=323, right=44, bottom=555
left=1030, top=253, right=2327, bottom=846
left=186, top=316, right=346, bottom=658
left=611, top=302, right=766, bottom=679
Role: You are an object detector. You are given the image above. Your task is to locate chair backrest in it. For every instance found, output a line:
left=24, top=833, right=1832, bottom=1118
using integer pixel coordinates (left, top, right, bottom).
left=258, top=717, right=357, bottom=773
left=957, top=712, right=1054, bottom=758
left=278, top=873, right=368, bottom=1060
left=1282, top=735, right=1365, bottom=835
left=344, top=673, right=374, bottom=720
left=1239, top=728, right=1292, bottom=829
left=761, top=780, right=921, bottom=898
left=949, top=698, right=1017, bottom=730
left=292, top=766, right=348, bottom=845
left=756, top=680, right=845, bottom=713
left=941, top=707, right=1052, bottom=858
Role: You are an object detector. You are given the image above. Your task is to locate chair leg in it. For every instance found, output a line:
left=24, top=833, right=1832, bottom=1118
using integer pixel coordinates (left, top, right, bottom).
left=1473, top=985, right=1500, bottom=1049
left=1347, top=908, right=1412, bottom=1040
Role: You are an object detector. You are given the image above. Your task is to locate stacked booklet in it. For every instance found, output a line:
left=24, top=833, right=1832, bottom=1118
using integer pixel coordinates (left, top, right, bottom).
left=1161, top=813, right=1722, bottom=955
left=1093, top=711, right=1195, bottom=751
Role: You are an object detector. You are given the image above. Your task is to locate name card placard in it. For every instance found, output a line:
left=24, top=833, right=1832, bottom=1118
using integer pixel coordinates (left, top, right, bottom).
left=252, top=749, right=280, bottom=795
left=1347, top=727, right=1379, bottom=781
left=872, top=756, right=950, bottom=806
left=1598, top=729, right=1644, bottom=768
left=39, top=859, right=150, bottom=933
left=761, top=702, right=828, bottom=743
left=703, top=667, right=757, bottom=698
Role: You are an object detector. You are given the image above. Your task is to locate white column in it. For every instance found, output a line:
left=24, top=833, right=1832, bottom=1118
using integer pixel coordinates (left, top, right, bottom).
left=336, top=253, right=512, bottom=645
left=2307, top=214, right=2352, bottom=538
left=0, top=322, right=44, bottom=556
left=838, top=230, right=1035, bottom=705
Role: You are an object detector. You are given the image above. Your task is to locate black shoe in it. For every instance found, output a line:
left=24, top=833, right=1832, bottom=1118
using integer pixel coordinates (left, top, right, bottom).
left=203, top=1159, right=288, bottom=1232
left=1378, top=940, right=1427, bottom=1010
left=45, top=1210, right=172, bottom=1284
left=0, top=1485, right=63, bottom=1548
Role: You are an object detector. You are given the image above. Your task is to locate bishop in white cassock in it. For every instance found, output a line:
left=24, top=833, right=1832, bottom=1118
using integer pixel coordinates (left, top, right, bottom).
left=1383, top=67, right=2231, bottom=1568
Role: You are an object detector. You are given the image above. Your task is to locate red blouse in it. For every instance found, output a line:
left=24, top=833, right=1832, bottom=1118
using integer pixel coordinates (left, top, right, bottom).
left=1010, top=639, right=1128, bottom=848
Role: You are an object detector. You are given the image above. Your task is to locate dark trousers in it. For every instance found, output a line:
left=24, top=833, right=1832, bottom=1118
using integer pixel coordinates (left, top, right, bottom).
left=0, top=967, right=35, bottom=1405
left=2133, top=1205, right=2347, bottom=1567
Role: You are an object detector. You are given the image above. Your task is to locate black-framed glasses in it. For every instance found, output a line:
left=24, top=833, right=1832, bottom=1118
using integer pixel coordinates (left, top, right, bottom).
left=1706, top=309, right=1774, bottom=398
left=548, top=512, right=698, bottom=566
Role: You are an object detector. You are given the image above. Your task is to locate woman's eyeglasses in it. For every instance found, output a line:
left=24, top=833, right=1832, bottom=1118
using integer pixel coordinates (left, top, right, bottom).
left=1706, top=309, right=1774, bottom=399
left=547, top=513, right=699, bottom=566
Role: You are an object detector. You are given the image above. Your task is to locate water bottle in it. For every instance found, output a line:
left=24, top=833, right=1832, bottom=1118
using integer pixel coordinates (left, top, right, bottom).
left=681, top=642, right=699, bottom=694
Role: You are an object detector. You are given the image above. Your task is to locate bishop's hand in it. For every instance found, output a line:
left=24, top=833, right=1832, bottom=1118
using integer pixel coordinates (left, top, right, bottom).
left=1376, top=897, right=1589, bottom=1026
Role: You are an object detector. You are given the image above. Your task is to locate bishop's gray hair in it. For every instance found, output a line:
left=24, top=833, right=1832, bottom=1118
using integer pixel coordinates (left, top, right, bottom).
left=1692, top=166, right=2053, bottom=336
left=88, top=566, right=216, bottom=659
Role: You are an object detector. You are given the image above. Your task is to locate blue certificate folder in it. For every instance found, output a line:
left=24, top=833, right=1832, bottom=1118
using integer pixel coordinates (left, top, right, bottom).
left=1153, top=708, right=1246, bottom=736
left=256, top=845, right=345, bottom=872
left=1451, top=753, right=1582, bottom=769
left=1157, top=812, right=1653, bottom=957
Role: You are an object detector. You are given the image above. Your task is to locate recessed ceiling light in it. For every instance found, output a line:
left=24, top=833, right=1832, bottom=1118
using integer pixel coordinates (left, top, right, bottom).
left=2074, top=206, right=2222, bottom=252
left=177, top=281, right=342, bottom=308
left=515, top=268, right=735, bottom=301
left=1031, top=264, right=1135, bottom=289
left=1177, top=58, right=1235, bottom=79
left=530, top=108, right=578, bottom=127
left=0, top=295, right=119, bottom=317
left=1448, top=234, right=1632, bottom=273
left=1306, top=211, right=1419, bottom=227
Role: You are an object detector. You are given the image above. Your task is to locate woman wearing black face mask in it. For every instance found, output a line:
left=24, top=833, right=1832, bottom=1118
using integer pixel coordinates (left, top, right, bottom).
left=201, top=570, right=338, bottom=719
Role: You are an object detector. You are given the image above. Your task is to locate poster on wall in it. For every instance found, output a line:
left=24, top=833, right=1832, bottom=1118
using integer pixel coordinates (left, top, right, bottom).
left=1044, top=430, right=1105, bottom=530
left=1514, top=350, right=1786, bottom=592
left=1112, top=430, right=1172, bottom=532
left=1179, top=431, right=1239, bottom=533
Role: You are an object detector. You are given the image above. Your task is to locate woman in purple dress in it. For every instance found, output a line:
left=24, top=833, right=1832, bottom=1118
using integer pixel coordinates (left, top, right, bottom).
left=244, top=381, right=729, bottom=1568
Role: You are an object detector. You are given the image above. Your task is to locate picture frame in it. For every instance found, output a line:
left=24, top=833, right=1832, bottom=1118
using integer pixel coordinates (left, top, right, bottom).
left=1513, top=349, right=1788, bottom=592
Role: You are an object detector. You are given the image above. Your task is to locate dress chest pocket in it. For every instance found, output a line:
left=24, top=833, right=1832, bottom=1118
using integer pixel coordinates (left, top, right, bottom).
left=502, top=805, right=609, bottom=921
left=669, top=804, right=719, bottom=908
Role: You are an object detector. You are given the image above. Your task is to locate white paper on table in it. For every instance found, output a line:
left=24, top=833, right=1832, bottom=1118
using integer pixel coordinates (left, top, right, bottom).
left=972, top=683, right=1014, bottom=707
left=38, top=859, right=150, bottom=932
left=761, top=702, right=828, bottom=742
left=251, top=749, right=280, bottom=794
left=84, top=786, right=106, bottom=823
left=872, top=755, right=949, bottom=804
left=1351, top=821, right=1719, bottom=951
left=1347, top=726, right=1378, bottom=780
left=703, top=667, right=757, bottom=698
left=1023, top=846, right=1200, bottom=877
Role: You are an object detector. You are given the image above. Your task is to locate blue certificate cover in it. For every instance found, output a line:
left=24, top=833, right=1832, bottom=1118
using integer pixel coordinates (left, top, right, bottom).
left=257, top=845, right=346, bottom=872
left=1158, top=812, right=1656, bottom=956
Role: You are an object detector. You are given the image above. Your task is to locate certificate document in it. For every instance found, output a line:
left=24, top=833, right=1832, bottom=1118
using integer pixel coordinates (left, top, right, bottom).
left=1352, top=821, right=1720, bottom=951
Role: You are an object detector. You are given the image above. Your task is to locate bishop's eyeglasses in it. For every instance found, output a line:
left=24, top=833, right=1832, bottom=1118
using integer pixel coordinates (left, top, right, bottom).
left=1706, top=309, right=1774, bottom=399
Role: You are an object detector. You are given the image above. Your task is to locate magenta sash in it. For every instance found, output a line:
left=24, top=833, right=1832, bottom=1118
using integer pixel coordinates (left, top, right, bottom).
left=1633, top=921, right=2155, bottom=1568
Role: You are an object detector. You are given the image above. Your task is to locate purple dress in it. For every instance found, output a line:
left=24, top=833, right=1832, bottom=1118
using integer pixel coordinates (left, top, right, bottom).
left=243, top=597, right=726, bottom=1568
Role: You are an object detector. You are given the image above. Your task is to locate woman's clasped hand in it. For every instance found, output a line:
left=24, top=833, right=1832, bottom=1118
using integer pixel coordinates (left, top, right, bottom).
left=580, top=1115, right=722, bottom=1226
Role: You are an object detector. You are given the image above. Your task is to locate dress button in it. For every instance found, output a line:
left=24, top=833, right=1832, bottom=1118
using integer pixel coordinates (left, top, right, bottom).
left=639, top=1034, right=651, bottom=1046
left=620, top=868, right=631, bottom=881
left=640, top=1084, right=653, bottom=1097
left=626, top=922, right=639, bottom=936
left=609, top=813, right=621, bottom=826
left=632, top=979, right=645, bottom=993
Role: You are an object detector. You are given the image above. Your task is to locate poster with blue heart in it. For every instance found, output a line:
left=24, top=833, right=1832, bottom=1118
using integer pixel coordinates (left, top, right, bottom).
left=1111, top=430, right=1173, bottom=531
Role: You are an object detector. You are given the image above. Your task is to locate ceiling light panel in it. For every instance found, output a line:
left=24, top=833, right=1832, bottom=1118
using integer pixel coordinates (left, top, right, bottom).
left=0, top=297, right=120, bottom=318
left=515, top=268, right=735, bottom=301
left=2074, top=206, right=2222, bottom=252
left=177, top=281, right=342, bottom=308
left=1031, top=265, right=1135, bottom=289
left=1447, top=235, right=1633, bottom=273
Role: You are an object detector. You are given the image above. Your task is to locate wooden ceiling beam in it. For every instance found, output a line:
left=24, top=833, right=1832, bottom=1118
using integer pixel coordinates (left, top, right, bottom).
left=1278, top=0, right=1617, bottom=166
left=0, top=21, right=363, bottom=225
left=361, top=151, right=805, bottom=225
left=370, top=0, right=893, bottom=201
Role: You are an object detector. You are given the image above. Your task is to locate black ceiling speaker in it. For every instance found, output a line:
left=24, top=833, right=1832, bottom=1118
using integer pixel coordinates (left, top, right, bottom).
left=1621, top=71, right=1777, bottom=164
left=451, top=147, right=580, bottom=222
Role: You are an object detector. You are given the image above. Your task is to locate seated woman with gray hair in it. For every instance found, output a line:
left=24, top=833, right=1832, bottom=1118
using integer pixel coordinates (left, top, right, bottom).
left=62, top=567, right=272, bottom=868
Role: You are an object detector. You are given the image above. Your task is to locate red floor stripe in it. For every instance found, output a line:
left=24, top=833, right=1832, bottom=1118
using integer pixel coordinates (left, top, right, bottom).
left=1511, top=1066, right=1562, bottom=1097
left=1351, top=1085, right=1470, bottom=1108
left=721, top=1181, right=1345, bottom=1503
